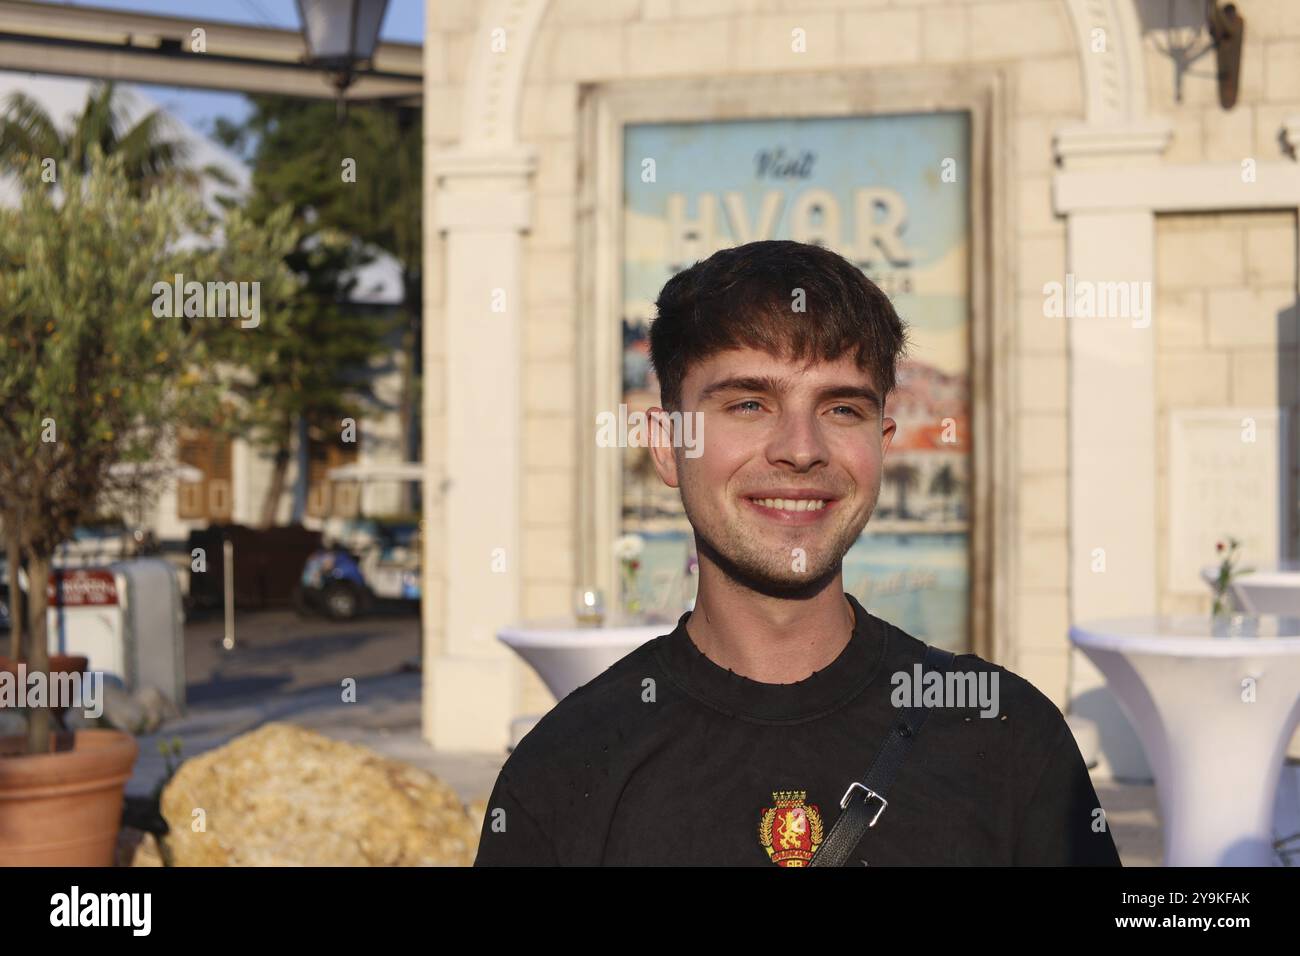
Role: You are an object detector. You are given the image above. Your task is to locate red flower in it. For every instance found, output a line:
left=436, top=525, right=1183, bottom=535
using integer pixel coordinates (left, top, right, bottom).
left=1216, top=541, right=1224, bottom=552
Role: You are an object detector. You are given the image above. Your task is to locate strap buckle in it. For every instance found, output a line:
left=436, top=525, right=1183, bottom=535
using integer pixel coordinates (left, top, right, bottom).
left=839, top=781, right=888, bottom=826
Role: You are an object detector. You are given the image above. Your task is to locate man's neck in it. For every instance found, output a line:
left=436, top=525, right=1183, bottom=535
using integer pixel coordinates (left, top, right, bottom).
left=684, top=575, right=855, bottom=684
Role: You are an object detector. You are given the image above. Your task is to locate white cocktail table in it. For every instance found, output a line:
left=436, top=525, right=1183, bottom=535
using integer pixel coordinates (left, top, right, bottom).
left=1071, top=615, right=1300, bottom=866
left=496, top=616, right=673, bottom=749
left=497, top=617, right=672, bottom=702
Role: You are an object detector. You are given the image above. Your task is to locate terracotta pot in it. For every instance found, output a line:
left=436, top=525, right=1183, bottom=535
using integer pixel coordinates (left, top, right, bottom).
left=0, top=728, right=139, bottom=866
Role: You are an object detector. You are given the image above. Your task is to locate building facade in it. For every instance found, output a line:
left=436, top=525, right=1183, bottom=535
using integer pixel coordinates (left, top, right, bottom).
left=419, top=0, right=1300, bottom=776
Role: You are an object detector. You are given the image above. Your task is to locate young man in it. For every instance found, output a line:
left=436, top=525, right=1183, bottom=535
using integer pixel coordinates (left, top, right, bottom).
left=475, top=240, right=1121, bottom=866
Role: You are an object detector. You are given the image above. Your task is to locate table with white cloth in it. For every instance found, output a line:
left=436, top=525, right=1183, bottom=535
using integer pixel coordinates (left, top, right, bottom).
left=496, top=616, right=671, bottom=748
left=1070, top=615, right=1300, bottom=866
left=496, top=617, right=670, bottom=701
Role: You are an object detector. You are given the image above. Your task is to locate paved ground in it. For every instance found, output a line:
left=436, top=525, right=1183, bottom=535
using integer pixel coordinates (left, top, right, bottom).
left=127, top=605, right=1300, bottom=867
left=182, top=603, right=423, bottom=704
left=1093, top=778, right=1162, bottom=867
left=130, top=605, right=508, bottom=812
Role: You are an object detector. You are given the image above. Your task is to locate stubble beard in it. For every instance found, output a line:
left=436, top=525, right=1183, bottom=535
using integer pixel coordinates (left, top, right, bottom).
left=681, top=471, right=878, bottom=601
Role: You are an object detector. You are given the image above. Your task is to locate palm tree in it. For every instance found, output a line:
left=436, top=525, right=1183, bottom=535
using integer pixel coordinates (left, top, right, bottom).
left=928, top=462, right=963, bottom=521
left=884, top=461, right=921, bottom=521
left=0, top=81, right=195, bottom=191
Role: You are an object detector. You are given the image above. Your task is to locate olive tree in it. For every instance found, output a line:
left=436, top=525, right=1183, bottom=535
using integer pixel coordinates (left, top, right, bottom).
left=0, top=148, right=295, bottom=754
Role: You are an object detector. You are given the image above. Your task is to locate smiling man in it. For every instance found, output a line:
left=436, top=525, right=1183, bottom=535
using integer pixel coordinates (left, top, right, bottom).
left=474, top=239, right=1121, bottom=867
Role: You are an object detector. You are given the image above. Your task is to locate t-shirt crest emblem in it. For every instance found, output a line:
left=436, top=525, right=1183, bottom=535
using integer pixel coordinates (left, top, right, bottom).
left=758, top=790, right=824, bottom=866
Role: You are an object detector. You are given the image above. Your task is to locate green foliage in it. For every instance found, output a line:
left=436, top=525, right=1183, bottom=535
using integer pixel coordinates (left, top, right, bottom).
left=154, top=736, right=184, bottom=793
left=0, top=86, right=301, bottom=754
left=0, top=147, right=296, bottom=556
left=214, top=96, right=420, bottom=272
left=201, top=220, right=389, bottom=460
left=207, top=97, right=416, bottom=468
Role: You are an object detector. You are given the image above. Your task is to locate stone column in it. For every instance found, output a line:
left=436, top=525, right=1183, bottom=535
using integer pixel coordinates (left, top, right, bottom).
left=1054, top=124, right=1170, bottom=780
left=422, top=145, right=537, bottom=751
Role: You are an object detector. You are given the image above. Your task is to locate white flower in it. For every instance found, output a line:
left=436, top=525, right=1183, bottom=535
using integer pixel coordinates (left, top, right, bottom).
left=612, top=534, right=645, bottom=561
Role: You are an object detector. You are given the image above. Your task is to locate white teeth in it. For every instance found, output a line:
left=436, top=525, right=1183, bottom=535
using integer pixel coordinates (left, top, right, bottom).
left=753, top=498, right=827, bottom=512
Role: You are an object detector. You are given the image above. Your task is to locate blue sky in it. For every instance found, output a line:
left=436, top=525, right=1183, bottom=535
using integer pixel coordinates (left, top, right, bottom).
left=34, top=0, right=424, bottom=137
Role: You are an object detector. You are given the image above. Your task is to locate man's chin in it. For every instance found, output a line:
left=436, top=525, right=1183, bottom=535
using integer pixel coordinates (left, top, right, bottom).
left=722, top=561, right=841, bottom=599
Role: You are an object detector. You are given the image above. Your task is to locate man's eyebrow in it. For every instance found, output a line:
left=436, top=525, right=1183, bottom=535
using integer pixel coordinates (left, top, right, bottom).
left=697, top=376, right=881, bottom=409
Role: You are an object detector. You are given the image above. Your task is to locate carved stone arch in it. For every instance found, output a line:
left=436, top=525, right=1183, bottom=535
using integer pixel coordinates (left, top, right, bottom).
left=457, top=1, right=1156, bottom=153
left=1064, top=0, right=1151, bottom=125
left=459, top=0, right=551, bottom=148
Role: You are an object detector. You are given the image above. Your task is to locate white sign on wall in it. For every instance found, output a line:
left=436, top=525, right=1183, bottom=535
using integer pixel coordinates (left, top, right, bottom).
left=1167, top=408, right=1290, bottom=594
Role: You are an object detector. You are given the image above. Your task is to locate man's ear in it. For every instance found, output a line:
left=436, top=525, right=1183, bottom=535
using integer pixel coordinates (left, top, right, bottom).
left=881, top=416, right=897, bottom=457
left=647, top=406, right=681, bottom=489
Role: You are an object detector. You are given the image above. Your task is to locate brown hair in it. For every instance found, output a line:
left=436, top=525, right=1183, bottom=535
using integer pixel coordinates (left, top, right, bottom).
left=648, top=240, right=909, bottom=412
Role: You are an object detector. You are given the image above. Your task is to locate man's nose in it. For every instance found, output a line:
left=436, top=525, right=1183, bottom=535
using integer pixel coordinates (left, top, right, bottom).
left=766, top=410, right=830, bottom=471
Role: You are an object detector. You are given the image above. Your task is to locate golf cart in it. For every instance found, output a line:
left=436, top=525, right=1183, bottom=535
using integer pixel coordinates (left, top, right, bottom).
left=293, top=462, right=423, bottom=621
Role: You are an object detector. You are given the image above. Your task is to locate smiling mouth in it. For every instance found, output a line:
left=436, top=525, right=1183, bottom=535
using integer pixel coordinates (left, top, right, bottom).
left=745, top=497, right=832, bottom=512
left=740, top=495, right=841, bottom=525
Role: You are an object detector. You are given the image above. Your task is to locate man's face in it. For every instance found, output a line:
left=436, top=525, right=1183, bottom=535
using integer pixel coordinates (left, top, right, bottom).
left=648, top=346, right=896, bottom=596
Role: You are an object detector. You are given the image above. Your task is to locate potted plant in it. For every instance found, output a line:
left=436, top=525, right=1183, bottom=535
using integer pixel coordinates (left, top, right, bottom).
left=1210, top=536, right=1254, bottom=617
left=1208, top=536, right=1258, bottom=637
left=0, top=138, right=295, bottom=863
left=0, top=553, right=137, bottom=865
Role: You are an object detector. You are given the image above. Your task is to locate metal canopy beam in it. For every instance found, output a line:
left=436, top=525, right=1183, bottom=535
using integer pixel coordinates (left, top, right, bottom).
left=0, top=0, right=422, bottom=100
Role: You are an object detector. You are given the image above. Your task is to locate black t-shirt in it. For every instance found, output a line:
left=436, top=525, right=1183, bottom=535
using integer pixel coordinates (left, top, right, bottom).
left=474, top=593, right=1122, bottom=866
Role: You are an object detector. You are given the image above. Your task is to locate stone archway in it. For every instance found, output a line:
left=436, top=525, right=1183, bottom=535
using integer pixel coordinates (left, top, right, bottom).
left=457, top=0, right=1161, bottom=146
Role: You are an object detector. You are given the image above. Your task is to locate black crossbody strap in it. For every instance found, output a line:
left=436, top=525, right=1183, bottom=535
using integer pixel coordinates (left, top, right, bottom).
left=809, top=643, right=956, bottom=867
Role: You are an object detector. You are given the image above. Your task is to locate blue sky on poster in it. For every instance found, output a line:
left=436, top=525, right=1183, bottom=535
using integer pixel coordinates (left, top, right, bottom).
left=29, top=0, right=424, bottom=137
left=622, top=112, right=971, bottom=375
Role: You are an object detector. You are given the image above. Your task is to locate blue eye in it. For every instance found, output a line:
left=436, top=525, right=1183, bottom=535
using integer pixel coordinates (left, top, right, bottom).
left=729, top=401, right=863, bottom=417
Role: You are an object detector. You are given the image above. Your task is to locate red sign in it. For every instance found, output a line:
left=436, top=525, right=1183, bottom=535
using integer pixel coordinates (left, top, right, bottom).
left=46, top=569, right=118, bottom=607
